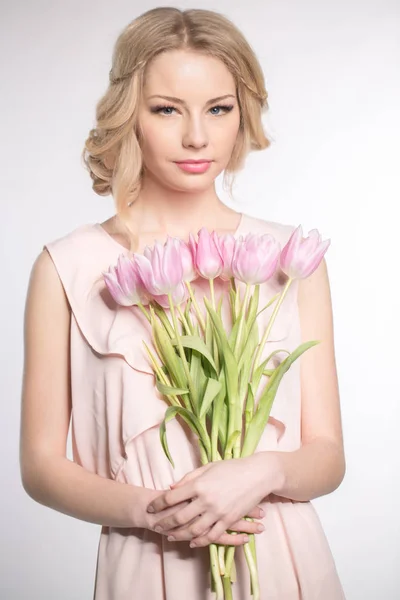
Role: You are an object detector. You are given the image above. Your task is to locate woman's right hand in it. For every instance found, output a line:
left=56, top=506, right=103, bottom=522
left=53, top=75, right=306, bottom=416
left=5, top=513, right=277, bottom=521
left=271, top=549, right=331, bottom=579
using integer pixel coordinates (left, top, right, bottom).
left=143, top=489, right=265, bottom=546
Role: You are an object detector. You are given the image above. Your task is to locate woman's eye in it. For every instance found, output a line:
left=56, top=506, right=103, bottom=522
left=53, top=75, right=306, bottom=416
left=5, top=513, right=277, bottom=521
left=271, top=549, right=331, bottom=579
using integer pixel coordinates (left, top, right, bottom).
left=209, top=105, right=234, bottom=115
left=150, top=104, right=234, bottom=116
left=152, top=105, right=175, bottom=115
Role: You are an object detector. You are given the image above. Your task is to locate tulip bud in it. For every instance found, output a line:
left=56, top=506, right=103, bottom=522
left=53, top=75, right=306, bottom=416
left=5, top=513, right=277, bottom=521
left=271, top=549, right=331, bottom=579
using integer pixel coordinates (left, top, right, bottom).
left=280, top=226, right=331, bottom=279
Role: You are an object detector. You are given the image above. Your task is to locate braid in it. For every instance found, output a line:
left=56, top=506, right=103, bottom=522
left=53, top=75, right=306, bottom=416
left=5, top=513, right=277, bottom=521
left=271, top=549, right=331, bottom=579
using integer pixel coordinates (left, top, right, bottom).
left=109, top=60, right=267, bottom=103
left=109, top=59, right=147, bottom=84
left=236, top=72, right=268, bottom=103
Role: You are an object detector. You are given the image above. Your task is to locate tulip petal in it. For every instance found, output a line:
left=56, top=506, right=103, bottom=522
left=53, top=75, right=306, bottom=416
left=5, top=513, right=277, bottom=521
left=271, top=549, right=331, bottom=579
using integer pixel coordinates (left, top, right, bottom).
left=280, top=225, right=331, bottom=279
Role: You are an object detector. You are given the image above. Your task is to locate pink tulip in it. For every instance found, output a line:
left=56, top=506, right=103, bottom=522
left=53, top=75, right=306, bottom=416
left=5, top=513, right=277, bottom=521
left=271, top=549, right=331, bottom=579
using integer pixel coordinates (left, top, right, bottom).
left=152, top=281, right=189, bottom=308
left=232, top=232, right=281, bottom=285
left=213, top=233, right=236, bottom=281
left=136, top=236, right=184, bottom=295
left=103, top=254, right=149, bottom=306
left=177, top=238, right=197, bottom=282
left=280, top=226, right=331, bottom=279
left=189, top=227, right=224, bottom=279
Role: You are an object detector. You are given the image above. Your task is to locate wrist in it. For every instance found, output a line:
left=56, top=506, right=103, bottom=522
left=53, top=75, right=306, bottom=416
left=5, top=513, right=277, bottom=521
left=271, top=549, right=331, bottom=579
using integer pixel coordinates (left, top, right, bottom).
left=125, top=484, right=156, bottom=529
left=254, top=451, right=286, bottom=497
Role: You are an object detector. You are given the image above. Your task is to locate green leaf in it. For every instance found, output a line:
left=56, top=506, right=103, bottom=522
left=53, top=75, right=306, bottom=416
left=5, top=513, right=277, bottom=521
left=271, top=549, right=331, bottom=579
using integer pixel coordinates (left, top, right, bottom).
left=217, top=294, right=224, bottom=317
left=256, top=292, right=280, bottom=318
left=229, top=287, right=237, bottom=322
left=245, top=383, right=255, bottom=423
left=171, top=335, right=218, bottom=374
left=211, top=367, right=227, bottom=458
left=151, top=314, right=187, bottom=389
left=228, top=316, right=241, bottom=351
left=252, top=348, right=290, bottom=392
left=155, top=380, right=189, bottom=396
left=225, top=430, right=241, bottom=458
left=247, top=284, right=260, bottom=321
left=236, top=285, right=260, bottom=372
left=219, top=403, right=228, bottom=450
left=189, top=345, right=202, bottom=387
left=237, top=315, right=259, bottom=373
left=204, top=309, right=214, bottom=355
left=183, top=298, right=195, bottom=335
left=152, top=303, right=175, bottom=338
left=236, top=321, right=259, bottom=415
left=242, top=340, right=320, bottom=456
left=203, top=297, right=238, bottom=403
left=160, top=405, right=212, bottom=467
left=200, top=377, right=222, bottom=419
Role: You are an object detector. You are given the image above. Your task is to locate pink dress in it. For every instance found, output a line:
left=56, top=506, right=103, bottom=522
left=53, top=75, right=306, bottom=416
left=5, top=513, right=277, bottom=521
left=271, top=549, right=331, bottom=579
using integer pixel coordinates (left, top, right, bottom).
left=44, top=212, right=345, bottom=600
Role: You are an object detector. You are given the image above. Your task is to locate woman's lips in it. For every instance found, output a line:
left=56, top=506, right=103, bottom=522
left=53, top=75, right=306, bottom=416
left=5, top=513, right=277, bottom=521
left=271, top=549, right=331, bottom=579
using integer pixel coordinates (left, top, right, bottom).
left=175, top=161, right=212, bottom=173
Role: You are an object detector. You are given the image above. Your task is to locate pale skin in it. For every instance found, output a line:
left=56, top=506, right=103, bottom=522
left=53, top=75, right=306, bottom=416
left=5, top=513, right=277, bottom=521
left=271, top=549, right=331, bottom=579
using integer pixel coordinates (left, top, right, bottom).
left=20, top=49, right=345, bottom=551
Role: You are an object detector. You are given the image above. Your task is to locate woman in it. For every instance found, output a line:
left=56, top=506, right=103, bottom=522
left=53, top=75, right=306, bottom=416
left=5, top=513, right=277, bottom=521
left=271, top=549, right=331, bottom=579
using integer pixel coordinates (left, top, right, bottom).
left=20, top=7, right=346, bottom=599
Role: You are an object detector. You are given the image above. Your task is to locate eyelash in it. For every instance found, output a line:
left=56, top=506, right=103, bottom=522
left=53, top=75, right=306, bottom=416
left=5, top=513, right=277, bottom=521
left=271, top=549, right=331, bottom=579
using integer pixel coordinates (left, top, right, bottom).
left=150, top=104, right=234, bottom=116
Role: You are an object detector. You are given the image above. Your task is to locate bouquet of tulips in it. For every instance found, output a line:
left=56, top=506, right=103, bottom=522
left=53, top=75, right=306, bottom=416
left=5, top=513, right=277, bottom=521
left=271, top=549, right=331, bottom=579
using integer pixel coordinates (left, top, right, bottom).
left=103, top=223, right=330, bottom=600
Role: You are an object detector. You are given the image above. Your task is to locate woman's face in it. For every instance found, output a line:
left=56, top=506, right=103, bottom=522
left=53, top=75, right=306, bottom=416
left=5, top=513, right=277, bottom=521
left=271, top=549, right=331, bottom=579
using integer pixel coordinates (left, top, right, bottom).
left=137, top=50, right=241, bottom=192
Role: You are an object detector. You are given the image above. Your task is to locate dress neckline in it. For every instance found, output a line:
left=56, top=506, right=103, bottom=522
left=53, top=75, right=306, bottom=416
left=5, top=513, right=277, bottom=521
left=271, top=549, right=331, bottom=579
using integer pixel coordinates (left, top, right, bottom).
left=94, top=211, right=246, bottom=253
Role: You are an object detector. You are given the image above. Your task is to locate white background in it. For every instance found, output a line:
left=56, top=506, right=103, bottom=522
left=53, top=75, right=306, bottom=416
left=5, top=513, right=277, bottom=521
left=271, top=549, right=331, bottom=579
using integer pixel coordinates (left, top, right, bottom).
left=1, top=1, right=399, bottom=598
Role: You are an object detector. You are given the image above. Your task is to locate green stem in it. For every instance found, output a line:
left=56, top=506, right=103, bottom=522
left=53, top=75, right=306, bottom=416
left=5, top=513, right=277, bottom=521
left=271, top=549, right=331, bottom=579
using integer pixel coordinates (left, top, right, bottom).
left=211, top=392, right=221, bottom=462
left=142, top=342, right=182, bottom=408
left=167, top=293, right=199, bottom=415
left=243, top=538, right=260, bottom=599
left=224, top=545, right=236, bottom=581
left=222, top=573, right=233, bottom=599
left=185, top=281, right=206, bottom=333
left=136, top=301, right=151, bottom=321
left=151, top=303, right=175, bottom=338
left=234, top=282, right=241, bottom=318
left=209, top=544, right=224, bottom=599
left=233, top=284, right=251, bottom=356
left=209, top=278, right=216, bottom=310
left=250, top=278, right=293, bottom=380
left=176, top=304, right=192, bottom=334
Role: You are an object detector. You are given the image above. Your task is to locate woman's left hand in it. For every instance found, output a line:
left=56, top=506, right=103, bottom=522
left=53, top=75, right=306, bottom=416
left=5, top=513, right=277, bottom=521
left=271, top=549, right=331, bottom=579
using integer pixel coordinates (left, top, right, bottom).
left=146, top=453, right=281, bottom=547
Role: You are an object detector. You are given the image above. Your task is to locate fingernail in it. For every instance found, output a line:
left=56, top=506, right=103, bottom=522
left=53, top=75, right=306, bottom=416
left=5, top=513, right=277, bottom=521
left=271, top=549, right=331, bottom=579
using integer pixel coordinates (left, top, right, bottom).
left=243, top=536, right=249, bottom=543
left=155, top=526, right=162, bottom=533
left=189, top=541, right=196, bottom=548
left=257, top=524, right=265, bottom=532
left=167, top=535, right=175, bottom=541
left=147, top=506, right=155, bottom=513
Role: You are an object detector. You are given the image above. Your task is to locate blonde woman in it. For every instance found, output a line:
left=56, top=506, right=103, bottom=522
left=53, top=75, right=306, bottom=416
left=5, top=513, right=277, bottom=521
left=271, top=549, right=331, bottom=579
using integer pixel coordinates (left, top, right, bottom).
left=20, top=7, right=346, bottom=599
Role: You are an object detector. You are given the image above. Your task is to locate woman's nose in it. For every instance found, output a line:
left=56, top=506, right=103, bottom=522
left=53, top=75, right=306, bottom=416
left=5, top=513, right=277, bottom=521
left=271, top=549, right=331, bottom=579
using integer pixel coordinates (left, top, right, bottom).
left=182, top=117, right=209, bottom=149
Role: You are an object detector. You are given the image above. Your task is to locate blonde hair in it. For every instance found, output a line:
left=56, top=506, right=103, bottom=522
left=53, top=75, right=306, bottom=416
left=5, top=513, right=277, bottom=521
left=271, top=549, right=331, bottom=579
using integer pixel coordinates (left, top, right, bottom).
left=82, top=7, right=271, bottom=250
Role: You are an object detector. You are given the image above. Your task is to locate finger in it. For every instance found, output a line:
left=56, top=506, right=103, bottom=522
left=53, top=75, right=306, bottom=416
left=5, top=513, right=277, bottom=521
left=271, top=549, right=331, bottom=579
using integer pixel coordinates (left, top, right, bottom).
left=148, top=500, right=191, bottom=528
left=170, top=464, right=211, bottom=488
left=166, top=516, right=215, bottom=542
left=216, top=532, right=250, bottom=547
left=191, top=522, right=249, bottom=548
left=165, top=506, right=218, bottom=542
left=153, top=499, right=203, bottom=534
left=246, top=505, right=265, bottom=519
left=147, top=484, right=195, bottom=514
left=228, top=518, right=265, bottom=535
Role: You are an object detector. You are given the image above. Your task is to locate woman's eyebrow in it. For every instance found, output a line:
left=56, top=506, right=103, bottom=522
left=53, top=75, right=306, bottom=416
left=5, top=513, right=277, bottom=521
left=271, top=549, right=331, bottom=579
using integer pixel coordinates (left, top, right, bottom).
left=147, top=94, right=236, bottom=105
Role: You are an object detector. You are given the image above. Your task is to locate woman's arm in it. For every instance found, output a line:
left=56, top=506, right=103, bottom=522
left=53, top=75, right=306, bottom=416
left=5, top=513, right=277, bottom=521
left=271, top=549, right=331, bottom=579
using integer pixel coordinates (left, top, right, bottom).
left=257, top=257, right=346, bottom=502
left=19, top=250, right=154, bottom=529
